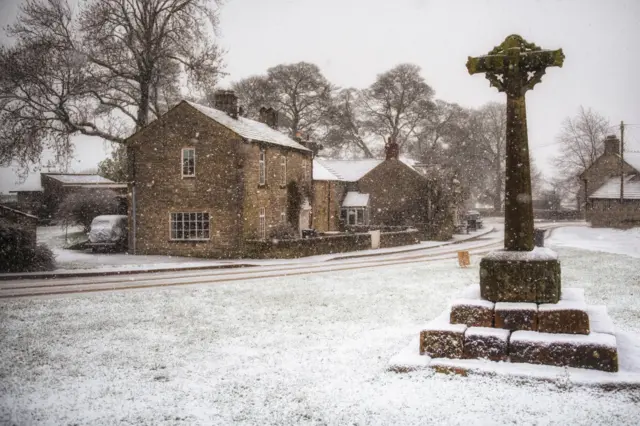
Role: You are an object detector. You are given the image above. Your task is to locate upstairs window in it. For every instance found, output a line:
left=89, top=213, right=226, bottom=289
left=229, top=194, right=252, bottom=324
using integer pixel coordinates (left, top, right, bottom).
left=259, top=148, right=266, bottom=185
left=281, top=156, right=287, bottom=186
left=182, top=148, right=195, bottom=177
left=170, top=212, right=209, bottom=240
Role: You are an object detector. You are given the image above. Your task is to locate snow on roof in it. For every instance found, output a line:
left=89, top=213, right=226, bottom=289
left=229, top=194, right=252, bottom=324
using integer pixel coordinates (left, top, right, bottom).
left=589, top=175, right=640, bottom=199
left=313, top=158, right=382, bottom=181
left=185, top=101, right=310, bottom=153
left=342, top=192, right=370, bottom=207
left=313, top=157, right=424, bottom=182
left=44, top=174, right=115, bottom=185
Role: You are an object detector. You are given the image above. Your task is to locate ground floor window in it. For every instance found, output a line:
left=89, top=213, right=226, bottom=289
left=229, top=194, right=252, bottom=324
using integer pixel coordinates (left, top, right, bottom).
left=341, top=207, right=368, bottom=225
left=170, top=212, right=210, bottom=240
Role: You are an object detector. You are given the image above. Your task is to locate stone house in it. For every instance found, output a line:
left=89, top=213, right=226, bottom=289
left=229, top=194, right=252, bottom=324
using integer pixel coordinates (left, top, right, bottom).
left=126, top=92, right=313, bottom=258
left=580, top=135, right=640, bottom=228
left=312, top=142, right=431, bottom=233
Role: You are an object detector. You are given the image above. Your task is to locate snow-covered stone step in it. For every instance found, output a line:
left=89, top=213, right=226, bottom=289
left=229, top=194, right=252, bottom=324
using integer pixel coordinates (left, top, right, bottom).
left=538, top=300, right=590, bottom=334
left=510, top=330, right=617, bottom=372
left=450, top=298, right=495, bottom=327
left=463, top=327, right=510, bottom=361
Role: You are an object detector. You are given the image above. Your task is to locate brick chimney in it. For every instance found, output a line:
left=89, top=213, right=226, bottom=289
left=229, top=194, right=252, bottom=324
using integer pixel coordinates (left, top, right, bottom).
left=259, top=107, right=278, bottom=129
left=214, top=90, right=238, bottom=119
left=384, top=136, right=399, bottom=160
left=603, top=134, right=620, bottom=155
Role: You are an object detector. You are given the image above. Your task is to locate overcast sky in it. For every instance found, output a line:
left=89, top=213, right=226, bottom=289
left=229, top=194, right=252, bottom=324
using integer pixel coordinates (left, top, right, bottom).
left=1, top=0, right=639, bottom=192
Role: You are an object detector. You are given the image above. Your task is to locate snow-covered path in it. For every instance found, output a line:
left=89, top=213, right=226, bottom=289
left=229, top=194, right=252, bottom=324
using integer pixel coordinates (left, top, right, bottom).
left=1, top=241, right=639, bottom=425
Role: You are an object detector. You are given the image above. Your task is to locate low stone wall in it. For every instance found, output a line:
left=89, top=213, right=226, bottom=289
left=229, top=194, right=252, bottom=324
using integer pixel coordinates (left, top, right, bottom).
left=379, top=230, right=421, bottom=248
left=244, top=233, right=371, bottom=259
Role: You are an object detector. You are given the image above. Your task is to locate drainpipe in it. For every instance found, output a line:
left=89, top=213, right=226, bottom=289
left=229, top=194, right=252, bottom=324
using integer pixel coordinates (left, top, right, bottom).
left=327, top=182, right=331, bottom=231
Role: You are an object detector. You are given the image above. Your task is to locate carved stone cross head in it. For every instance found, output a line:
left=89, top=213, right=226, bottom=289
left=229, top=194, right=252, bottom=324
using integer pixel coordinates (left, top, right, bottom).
left=466, top=34, right=565, bottom=97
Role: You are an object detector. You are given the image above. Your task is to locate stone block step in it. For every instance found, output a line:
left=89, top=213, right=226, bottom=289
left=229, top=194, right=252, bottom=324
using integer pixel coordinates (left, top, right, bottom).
left=510, top=330, right=618, bottom=372
left=494, top=302, right=537, bottom=331
left=450, top=299, right=495, bottom=327
left=538, top=300, right=590, bottom=334
left=463, top=327, right=510, bottom=361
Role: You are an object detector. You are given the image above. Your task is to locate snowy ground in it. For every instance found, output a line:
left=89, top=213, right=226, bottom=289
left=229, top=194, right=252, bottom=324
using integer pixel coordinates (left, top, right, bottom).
left=547, top=225, right=640, bottom=259
left=1, top=237, right=639, bottom=424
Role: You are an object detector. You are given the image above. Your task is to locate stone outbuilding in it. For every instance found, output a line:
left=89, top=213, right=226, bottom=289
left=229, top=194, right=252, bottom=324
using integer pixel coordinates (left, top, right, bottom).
left=126, top=92, right=314, bottom=258
left=580, top=135, right=640, bottom=228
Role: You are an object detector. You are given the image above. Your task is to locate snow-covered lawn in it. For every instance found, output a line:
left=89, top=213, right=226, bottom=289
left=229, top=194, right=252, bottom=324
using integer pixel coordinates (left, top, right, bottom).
left=547, top=225, right=640, bottom=259
left=1, top=242, right=639, bottom=425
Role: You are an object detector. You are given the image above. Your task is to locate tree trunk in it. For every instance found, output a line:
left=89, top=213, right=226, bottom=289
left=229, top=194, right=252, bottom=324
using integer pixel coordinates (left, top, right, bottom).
left=504, top=94, right=534, bottom=251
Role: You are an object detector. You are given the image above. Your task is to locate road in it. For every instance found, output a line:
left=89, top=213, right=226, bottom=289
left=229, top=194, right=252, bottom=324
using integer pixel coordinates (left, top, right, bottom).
left=0, top=222, right=582, bottom=299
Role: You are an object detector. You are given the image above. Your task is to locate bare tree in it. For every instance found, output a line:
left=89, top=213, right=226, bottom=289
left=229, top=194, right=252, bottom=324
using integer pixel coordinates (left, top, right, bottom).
left=360, top=63, right=435, bottom=149
left=1, top=0, right=224, bottom=174
left=322, top=88, right=374, bottom=158
left=467, top=102, right=507, bottom=211
left=230, top=62, right=334, bottom=139
left=554, top=106, right=610, bottom=179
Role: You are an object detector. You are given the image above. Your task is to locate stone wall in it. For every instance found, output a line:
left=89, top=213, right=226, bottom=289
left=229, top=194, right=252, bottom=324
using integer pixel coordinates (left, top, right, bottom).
left=379, top=230, right=421, bottom=248
left=312, top=180, right=347, bottom=233
left=244, top=233, right=371, bottom=258
left=587, top=199, right=640, bottom=228
left=242, top=143, right=312, bottom=239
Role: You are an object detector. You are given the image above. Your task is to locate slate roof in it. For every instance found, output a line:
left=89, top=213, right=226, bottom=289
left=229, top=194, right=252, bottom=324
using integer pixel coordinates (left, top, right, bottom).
left=590, top=175, right=640, bottom=200
left=342, top=192, right=370, bottom=207
left=185, top=101, right=310, bottom=153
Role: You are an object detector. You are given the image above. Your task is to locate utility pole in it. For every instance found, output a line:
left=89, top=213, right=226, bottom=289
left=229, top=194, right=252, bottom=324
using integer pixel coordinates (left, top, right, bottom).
left=620, top=121, right=625, bottom=202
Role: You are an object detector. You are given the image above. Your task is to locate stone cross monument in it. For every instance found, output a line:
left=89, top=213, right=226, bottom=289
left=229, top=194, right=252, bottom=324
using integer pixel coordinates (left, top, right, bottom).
left=466, top=35, right=565, bottom=251
left=467, top=35, right=565, bottom=304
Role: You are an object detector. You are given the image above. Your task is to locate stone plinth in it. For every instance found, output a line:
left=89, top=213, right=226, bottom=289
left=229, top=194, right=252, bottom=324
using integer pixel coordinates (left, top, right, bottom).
left=538, top=301, right=590, bottom=334
left=463, top=327, right=510, bottom=361
left=494, top=302, right=538, bottom=331
left=480, top=248, right=561, bottom=303
left=450, top=299, right=495, bottom=327
left=510, top=331, right=618, bottom=372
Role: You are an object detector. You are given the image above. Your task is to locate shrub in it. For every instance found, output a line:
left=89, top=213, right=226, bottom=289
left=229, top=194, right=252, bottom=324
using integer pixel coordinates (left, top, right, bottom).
left=56, top=189, right=120, bottom=232
left=0, top=219, right=56, bottom=272
left=268, top=222, right=298, bottom=240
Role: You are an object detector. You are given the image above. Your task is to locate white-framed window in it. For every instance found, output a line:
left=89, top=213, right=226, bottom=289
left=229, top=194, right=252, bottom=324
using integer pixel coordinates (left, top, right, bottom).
left=280, top=211, right=286, bottom=223
left=341, top=207, right=369, bottom=225
left=259, top=207, right=266, bottom=240
left=303, top=161, right=309, bottom=182
left=259, top=148, right=266, bottom=185
left=170, top=212, right=210, bottom=240
left=182, top=148, right=195, bottom=177
left=281, top=155, right=287, bottom=186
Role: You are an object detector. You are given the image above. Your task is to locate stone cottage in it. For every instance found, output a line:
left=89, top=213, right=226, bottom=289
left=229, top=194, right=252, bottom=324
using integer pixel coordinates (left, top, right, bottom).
left=126, top=91, right=313, bottom=257
left=580, top=135, right=640, bottom=227
left=312, top=141, right=431, bottom=232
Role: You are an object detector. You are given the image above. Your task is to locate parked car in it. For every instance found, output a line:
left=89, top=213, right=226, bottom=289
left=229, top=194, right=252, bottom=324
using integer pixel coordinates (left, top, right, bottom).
left=465, top=210, right=484, bottom=231
left=88, top=215, right=128, bottom=252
